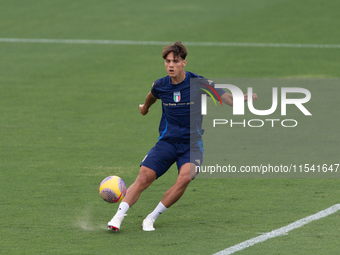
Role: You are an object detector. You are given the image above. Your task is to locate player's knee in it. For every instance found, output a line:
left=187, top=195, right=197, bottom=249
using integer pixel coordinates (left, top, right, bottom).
left=135, top=168, right=156, bottom=189
left=177, top=173, right=192, bottom=187
left=178, top=163, right=194, bottom=186
left=135, top=174, right=151, bottom=188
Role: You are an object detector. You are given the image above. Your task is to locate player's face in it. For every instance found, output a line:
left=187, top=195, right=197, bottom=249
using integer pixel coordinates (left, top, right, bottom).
left=164, top=52, right=186, bottom=80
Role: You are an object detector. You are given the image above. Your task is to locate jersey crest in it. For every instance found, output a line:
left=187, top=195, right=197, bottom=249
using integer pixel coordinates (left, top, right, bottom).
left=173, top=91, right=181, bottom=102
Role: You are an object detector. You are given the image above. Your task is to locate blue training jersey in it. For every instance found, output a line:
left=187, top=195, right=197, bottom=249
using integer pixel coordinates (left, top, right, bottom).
left=151, top=71, right=225, bottom=142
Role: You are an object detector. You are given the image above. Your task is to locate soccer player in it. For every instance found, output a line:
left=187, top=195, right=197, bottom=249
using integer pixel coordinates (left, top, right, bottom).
left=108, top=41, right=257, bottom=231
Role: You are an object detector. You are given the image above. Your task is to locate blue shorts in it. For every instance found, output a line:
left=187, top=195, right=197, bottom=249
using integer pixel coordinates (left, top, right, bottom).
left=140, top=140, right=203, bottom=178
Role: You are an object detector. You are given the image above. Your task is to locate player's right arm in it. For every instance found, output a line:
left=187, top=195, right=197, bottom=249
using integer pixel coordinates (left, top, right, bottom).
left=139, top=91, right=157, bottom=116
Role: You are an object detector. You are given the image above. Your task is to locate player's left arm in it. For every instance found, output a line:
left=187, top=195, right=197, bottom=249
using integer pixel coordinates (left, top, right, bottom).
left=220, top=92, right=257, bottom=106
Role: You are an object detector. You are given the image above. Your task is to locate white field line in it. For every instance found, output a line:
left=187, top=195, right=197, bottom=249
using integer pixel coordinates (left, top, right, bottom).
left=1, top=38, right=340, bottom=48
left=213, top=203, right=340, bottom=255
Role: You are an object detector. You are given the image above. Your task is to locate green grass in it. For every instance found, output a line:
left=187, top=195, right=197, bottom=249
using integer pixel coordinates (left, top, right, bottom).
left=1, top=0, right=340, bottom=254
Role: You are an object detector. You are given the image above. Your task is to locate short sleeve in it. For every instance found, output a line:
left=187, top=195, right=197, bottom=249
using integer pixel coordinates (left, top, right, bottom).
left=204, top=79, right=226, bottom=97
left=150, top=81, right=160, bottom=99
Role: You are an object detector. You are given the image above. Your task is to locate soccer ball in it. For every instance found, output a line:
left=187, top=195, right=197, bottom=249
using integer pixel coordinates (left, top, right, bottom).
left=99, top=176, right=127, bottom=203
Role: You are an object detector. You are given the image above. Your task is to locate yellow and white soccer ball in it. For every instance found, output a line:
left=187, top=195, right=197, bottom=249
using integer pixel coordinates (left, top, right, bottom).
left=99, top=176, right=126, bottom=203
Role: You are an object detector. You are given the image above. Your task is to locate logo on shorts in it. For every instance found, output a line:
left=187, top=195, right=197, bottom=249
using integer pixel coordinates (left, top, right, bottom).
left=173, top=91, right=181, bottom=102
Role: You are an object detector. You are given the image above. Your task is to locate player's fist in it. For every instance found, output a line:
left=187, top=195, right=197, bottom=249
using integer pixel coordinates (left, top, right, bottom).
left=139, top=104, right=149, bottom=115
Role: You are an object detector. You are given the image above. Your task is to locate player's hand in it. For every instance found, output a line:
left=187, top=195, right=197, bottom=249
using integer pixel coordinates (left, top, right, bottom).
left=244, top=93, right=258, bottom=102
left=139, top=104, right=149, bottom=115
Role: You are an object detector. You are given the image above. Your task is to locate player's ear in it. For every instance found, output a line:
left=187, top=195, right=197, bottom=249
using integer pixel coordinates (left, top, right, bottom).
left=182, top=59, right=187, bottom=67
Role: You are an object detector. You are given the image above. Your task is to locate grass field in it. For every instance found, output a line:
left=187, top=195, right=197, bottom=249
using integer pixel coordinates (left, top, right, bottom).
left=1, top=0, right=340, bottom=254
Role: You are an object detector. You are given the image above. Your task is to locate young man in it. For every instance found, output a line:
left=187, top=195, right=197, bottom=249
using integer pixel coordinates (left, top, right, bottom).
left=108, top=41, right=257, bottom=231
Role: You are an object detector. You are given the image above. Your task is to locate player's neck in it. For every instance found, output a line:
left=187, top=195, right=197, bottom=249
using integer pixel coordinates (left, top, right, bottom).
left=170, top=71, right=186, bottom=85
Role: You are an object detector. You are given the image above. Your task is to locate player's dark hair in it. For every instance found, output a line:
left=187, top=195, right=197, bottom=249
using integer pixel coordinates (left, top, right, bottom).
left=162, top=41, right=187, bottom=60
